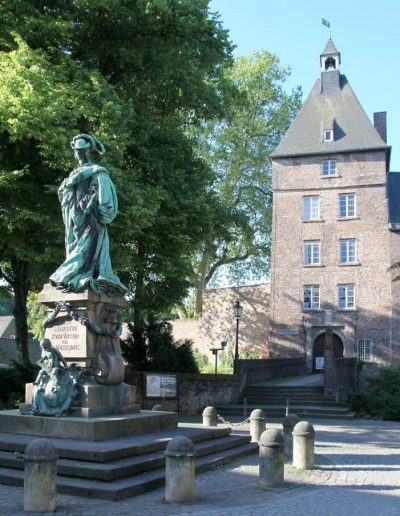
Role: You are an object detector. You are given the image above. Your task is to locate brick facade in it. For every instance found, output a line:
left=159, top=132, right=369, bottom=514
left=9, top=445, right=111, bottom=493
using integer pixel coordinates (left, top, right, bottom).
left=171, top=284, right=270, bottom=361
left=268, top=39, right=400, bottom=371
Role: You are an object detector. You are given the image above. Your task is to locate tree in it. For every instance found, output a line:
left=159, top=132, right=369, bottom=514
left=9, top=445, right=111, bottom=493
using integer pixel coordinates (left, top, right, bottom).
left=27, top=292, right=46, bottom=341
left=189, top=51, right=302, bottom=314
left=0, top=4, right=132, bottom=362
left=121, top=318, right=198, bottom=373
left=0, top=1, right=234, bottom=362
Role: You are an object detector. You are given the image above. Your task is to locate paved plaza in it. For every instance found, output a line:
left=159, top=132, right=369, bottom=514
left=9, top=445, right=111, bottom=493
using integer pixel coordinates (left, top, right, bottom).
left=1, top=418, right=399, bottom=515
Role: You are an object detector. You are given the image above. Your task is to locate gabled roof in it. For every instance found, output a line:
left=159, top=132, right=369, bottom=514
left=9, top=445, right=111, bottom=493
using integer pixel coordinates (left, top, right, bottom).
left=271, top=74, right=387, bottom=158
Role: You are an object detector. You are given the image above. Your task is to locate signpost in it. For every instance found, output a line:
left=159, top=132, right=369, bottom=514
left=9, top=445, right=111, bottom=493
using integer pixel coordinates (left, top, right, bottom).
left=146, top=374, right=177, bottom=399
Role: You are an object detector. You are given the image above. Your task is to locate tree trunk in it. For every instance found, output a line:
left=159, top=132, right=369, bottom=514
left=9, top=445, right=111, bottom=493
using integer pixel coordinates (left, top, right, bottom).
left=131, top=250, right=147, bottom=370
left=194, top=249, right=211, bottom=317
left=12, top=259, right=30, bottom=364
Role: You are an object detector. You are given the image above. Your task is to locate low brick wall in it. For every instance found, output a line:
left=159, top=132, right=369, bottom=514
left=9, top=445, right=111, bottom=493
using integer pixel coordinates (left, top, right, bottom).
left=324, top=357, right=357, bottom=401
left=237, top=357, right=306, bottom=385
left=124, top=369, right=241, bottom=415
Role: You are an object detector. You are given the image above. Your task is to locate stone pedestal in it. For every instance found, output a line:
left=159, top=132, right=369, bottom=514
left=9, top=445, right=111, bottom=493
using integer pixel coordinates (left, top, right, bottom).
left=38, top=284, right=125, bottom=382
left=30, top=284, right=140, bottom=417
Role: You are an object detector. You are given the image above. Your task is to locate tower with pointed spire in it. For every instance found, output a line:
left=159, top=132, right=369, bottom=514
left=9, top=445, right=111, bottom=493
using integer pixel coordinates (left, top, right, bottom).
left=268, top=38, right=400, bottom=372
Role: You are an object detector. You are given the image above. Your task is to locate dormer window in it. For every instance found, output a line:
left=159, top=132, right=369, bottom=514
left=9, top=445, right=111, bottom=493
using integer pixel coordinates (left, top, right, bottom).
left=323, top=129, right=334, bottom=142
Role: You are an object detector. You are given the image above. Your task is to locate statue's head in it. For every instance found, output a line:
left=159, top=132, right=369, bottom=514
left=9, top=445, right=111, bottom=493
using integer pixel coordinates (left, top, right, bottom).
left=70, top=134, right=105, bottom=165
left=40, top=338, right=52, bottom=350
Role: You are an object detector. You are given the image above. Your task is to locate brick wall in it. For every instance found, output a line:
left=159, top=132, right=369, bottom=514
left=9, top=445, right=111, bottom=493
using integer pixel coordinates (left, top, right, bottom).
left=269, top=150, right=400, bottom=368
left=238, top=357, right=305, bottom=384
left=171, top=284, right=270, bottom=361
left=124, top=369, right=241, bottom=415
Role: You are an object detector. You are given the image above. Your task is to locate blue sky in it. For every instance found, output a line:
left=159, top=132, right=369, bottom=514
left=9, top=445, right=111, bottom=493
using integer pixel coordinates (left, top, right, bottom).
left=210, top=0, right=400, bottom=170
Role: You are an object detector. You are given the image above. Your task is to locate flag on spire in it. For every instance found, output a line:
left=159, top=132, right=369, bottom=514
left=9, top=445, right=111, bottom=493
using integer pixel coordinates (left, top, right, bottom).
left=322, top=18, right=330, bottom=28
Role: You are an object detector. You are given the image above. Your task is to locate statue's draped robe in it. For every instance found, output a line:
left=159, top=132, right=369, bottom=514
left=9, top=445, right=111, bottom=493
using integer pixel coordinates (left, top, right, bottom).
left=50, top=165, right=127, bottom=294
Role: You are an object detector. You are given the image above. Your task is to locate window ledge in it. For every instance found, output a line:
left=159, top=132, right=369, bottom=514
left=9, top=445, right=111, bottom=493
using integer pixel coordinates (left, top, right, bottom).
left=337, top=216, right=360, bottom=221
left=321, top=174, right=340, bottom=178
left=303, top=218, right=325, bottom=223
left=302, top=309, right=323, bottom=312
left=303, top=264, right=325, bottom=268
left=337, top=308, right=357, bottom=312
left=338, top=262, right=361, bottom=267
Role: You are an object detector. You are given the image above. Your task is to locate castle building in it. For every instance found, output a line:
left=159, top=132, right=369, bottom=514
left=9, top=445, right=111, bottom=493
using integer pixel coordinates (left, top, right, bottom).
left=269, top=38, right=400, bottom=371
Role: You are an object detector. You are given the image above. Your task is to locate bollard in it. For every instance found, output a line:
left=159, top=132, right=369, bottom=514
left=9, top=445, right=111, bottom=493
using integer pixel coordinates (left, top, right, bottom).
left=24, top=439, right=58, bottom=512
left=282, top=413, right=300, bottom=464
left=165, top=436, right=195, bottom=503
left=202, top=406, right=217, bottom=426
left=259, top=428, right=285, bottom=487
left=293, top=421, right=315, bottom=470
left=152, top=404, right=163, bottom=411
left=249, top=409, right=266, bottom=442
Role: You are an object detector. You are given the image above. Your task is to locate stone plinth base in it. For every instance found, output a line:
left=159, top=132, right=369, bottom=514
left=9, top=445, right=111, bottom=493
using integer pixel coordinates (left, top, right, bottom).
left=0, top=410, right=178, bottom=442
left=24, top=381, right=139, bottom=418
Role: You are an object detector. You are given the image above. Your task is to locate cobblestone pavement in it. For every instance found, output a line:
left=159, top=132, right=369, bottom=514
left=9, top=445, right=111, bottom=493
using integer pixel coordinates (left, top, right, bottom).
left=1, top=419, right=400, bottom=515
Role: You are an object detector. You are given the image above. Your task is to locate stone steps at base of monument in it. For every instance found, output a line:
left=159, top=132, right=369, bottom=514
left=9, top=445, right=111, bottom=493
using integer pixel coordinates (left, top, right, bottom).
left=0, top=425, right=231, bottom=463
left=0, top=434, right=251, bottom=481
left=0, top=440, right=257, bottom=501
left=216, top=405, right=355, bottom=419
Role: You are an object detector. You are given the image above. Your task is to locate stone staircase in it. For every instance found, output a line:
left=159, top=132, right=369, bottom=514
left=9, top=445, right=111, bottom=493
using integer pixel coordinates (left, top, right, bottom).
left=0, top=424, right=257, bottom=500
left=216, top=385, right=355, bottom=420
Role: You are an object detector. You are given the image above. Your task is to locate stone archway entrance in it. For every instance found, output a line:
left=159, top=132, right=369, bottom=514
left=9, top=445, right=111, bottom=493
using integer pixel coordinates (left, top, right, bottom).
left=312, top=332, right=344, bottom=372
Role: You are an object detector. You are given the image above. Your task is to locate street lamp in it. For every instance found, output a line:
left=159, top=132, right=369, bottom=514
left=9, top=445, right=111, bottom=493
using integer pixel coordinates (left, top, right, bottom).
left=210, top=340, right=227, bottom=374
left=233, top=299, right=243, bottom=374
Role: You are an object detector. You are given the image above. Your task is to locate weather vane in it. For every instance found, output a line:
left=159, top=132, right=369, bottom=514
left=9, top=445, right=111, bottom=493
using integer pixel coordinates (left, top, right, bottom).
left=322, top=18, right=332, bottom=39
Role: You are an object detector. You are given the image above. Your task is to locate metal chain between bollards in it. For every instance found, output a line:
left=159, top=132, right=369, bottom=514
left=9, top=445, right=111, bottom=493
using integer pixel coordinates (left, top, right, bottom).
left=217, top=413, right=250, bottom=427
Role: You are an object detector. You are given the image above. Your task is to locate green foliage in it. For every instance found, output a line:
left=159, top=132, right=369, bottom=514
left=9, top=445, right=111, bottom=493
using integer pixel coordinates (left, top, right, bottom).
left=27, top=292, right=46, bottom=340
left=0, top=0, right=235, bottom=359
left=200, top=362, right=233, bottom=374
left=189, top=50, right=302, bottom=313
left=241, top=350, right=261, bottom=359
left=352, top=367, right=400, bottom=420
left=0, top=360, right=38, bottom=408
left=193, top=348, right=209, bottom=371
left=219, top=340, right=234, bottom=370
left=122, top=318, right=199, bottom=373
left=350, top=392, right=370, bottom=416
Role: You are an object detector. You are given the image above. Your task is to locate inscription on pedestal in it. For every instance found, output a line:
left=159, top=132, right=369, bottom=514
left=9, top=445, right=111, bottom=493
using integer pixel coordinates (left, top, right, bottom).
left=45, top=319, right=87, bottom=358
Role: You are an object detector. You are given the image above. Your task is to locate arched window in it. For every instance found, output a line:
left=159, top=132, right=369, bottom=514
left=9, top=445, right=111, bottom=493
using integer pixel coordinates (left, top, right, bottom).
left=325, top=57, right=336, bottom=70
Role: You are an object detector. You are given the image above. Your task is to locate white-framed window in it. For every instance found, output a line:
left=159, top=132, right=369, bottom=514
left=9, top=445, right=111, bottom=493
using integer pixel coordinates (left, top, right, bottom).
left=339, top=193, right=356, bottom=217
left=303, top=285, right=320, bottom=310
left=357, top=339, right=373, bottom=362
left=339, top=239, right=356, bottom=263
left=323, top=129, right=334, bottom=142
left=322, top=159, right=337, bottom=176
left=304, top=241, right=320, bottom=265
left=303, top=195, right=320, bottom=220
left=338, top=284, right=355, bottom=309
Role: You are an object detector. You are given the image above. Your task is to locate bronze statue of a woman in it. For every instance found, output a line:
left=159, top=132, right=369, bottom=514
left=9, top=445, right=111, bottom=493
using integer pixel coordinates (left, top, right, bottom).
left=50, top=134, right=127, bottom=296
